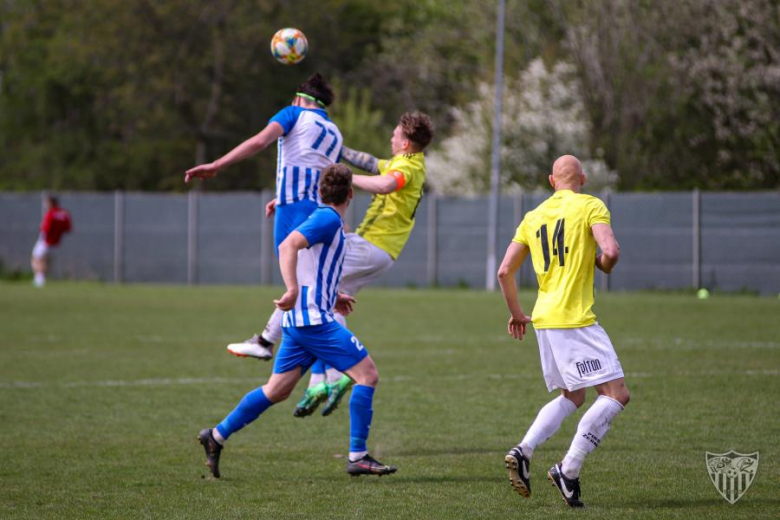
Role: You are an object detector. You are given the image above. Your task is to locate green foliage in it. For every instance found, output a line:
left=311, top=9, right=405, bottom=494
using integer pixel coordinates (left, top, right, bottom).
left=0, top=261, right=31, bottom=281
left=0, top=0, right=777, bottom=192
left=329, top=83, right=388, bottom=162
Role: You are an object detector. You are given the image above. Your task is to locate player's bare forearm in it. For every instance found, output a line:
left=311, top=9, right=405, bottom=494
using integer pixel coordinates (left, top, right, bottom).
left=216, top=123, right=283, bottom=169
left=186, top=123, right=284, bottom=182
left=275, top=231, right=309, bottom=309
left=498, top=276, right=523, bottom=317
left=352, top=174, right=397, bottom=194
left=341, top=146, right=379, bottom=173
left=277, top=246, right=299, bottom=294
left=497, top=242, right=532, bottom=339
left=592, top=224, right=620, bottom=273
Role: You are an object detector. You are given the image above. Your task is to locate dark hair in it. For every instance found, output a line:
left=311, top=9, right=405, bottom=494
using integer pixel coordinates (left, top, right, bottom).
left=297, top=73, right=334, bottom=107
left=319, top=164, right=352, bottom=205
left=399, top=112, right=434, bottom=151
left=46, top=195, right=59, bottom=207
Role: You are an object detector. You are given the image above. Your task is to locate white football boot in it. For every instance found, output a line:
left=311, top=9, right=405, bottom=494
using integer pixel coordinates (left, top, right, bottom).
left=226, top=334, right=273, bottom=361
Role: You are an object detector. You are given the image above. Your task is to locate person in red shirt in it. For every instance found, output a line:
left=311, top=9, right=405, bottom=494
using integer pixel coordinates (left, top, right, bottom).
left=31, top=195, right=72, bottom=287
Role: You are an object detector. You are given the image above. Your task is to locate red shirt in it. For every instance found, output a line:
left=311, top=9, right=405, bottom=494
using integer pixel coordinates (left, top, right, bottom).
left=41, top=207, right=72, bottom=246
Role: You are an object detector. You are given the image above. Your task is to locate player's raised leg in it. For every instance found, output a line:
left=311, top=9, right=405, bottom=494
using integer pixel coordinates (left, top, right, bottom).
left=198, top=367, right=303, bottom=478
left=549, top=378, right=629, bottom=507
left=226, top=328, right=276, bottom=361
left=293, top=359, right=329, bottom=417
left=321, top=312, right=353, bottom=416
left=505, top=391, right=583, bottom=498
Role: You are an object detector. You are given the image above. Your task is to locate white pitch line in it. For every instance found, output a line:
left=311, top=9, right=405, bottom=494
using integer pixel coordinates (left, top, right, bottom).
left=0, top=369, right=777, bottom=390
left=15, top=334, right=780, bottom=350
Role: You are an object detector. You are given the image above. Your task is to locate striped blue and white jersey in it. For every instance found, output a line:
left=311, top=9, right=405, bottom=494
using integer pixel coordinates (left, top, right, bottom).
left=269, top=106, right=343, bottom=206
left=282, top=206, right=347, bottom=328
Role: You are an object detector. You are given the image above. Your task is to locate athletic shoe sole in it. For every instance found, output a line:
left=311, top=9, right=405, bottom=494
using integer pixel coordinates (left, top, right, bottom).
left=505, top=454, right=531, bottom=497
left=226, top=345, right=272, bottom=361
left=347, top=465, right=398, bottom=477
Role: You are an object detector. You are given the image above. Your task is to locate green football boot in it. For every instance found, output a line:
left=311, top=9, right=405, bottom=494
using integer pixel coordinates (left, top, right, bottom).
left=321, top=375, right=354, bottom=416
left=293, top=381, right=329, bottom=417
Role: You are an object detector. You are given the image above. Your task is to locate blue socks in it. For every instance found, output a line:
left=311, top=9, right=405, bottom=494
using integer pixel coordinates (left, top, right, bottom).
left=213, top=382, right=377, bottom=453
left=311, top=359, right=326, bottom=375
left=215, top=387, right=274, bottom=441
left=349, top=385, right=375, bottom=453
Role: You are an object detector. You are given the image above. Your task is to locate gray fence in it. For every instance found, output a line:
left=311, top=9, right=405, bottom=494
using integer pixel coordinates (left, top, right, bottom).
left=1, top=190, right=779, bottom=294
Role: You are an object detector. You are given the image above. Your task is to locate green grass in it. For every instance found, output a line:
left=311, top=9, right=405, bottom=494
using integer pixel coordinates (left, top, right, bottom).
left=1, top=282, right=778, bottom=519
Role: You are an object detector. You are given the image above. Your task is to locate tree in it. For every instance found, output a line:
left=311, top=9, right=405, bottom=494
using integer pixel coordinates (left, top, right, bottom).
left=426, top=58, right=616, bottom=196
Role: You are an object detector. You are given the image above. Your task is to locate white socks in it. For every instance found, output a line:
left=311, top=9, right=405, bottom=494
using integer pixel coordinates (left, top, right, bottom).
left=520, top=396, right=578, bottom=459
left=261, top=309, right=284, bottom=344
left=308, top=373, right=325, bottom=388
left=326, top=368, right=344, bottom=384
left=561, top=395, right=624, bottom=478
left=34, top=273, right=46, bottom=287
left=349, top=450, right=367, bottom=462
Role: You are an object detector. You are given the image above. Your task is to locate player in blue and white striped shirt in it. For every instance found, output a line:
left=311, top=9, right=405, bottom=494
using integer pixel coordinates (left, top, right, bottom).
left=185, top=73, right=343, bottom=362
left=197, top=164, right=396, bottom=478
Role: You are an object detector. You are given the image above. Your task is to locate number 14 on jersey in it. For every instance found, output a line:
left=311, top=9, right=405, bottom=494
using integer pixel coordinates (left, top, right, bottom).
left=536, top=218, right=568, bottom=272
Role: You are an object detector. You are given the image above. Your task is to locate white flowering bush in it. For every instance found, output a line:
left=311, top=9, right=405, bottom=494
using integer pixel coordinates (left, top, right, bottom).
left=427, top=58, right=617, bottom=196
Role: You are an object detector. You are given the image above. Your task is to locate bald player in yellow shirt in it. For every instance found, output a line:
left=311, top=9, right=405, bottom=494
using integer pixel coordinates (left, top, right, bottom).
left=497, top=155, right=630, bottom=509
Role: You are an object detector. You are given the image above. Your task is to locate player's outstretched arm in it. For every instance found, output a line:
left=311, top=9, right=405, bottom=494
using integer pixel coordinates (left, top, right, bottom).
left=497, top=242, right=532, bottom=340
left=274, top=231, right=309, bottom=311
left=341, top=146, right=380, bottom=174
left=185, top=122, right=285, bottom=183
left=592, top=223, right=620, bottom=274
left=352, top=173, right=399, bottom=195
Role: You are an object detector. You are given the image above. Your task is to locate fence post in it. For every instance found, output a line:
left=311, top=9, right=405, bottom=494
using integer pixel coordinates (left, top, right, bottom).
left=113, top=190, right=124, bottom=283
left=427, top=193, right=438, bottom=287
left=600, top=190, right=611, bottom=292
left=260, top=189, right=272, bottom=285
left=692, top=188, right=701, bottom=289
left=187, top=190, right=198, bottom=285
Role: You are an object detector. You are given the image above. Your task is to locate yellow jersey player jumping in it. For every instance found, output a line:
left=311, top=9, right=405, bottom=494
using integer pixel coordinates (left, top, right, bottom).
left=497, top=155, right=630, bottom=508
left=230, top=112, right=435, bottom=418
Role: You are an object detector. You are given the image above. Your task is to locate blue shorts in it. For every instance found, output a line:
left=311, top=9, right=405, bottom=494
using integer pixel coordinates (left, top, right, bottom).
left=275, top=199, right=319, bottom=251
left=273, top=321, right=369, bottom=375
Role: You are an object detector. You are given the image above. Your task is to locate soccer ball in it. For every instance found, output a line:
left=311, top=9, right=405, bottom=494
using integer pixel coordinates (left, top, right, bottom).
left=271, top=28, right=308, bottom=65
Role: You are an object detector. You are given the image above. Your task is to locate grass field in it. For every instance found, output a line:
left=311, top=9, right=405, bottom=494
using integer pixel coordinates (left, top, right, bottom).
left=0, top=282, right=778, bottom=519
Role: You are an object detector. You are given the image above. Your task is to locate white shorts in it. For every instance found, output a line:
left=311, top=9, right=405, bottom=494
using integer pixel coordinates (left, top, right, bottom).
left=535, top=324, right=624, bottom=392
left=32, top=238, right=50, bottom=259
left=339, top=234, right=394, bottom=295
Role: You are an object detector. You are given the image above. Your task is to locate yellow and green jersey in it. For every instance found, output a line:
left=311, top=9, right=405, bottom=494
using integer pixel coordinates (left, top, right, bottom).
left=356, top=152, right=426, bottom=260
left=512, top=190, right=611, bottom=329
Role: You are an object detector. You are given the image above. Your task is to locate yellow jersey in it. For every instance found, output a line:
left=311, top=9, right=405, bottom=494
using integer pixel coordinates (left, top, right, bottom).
left=356, top=152, right=426, bottom=260
left=512, top=190, right=611, bottom=329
